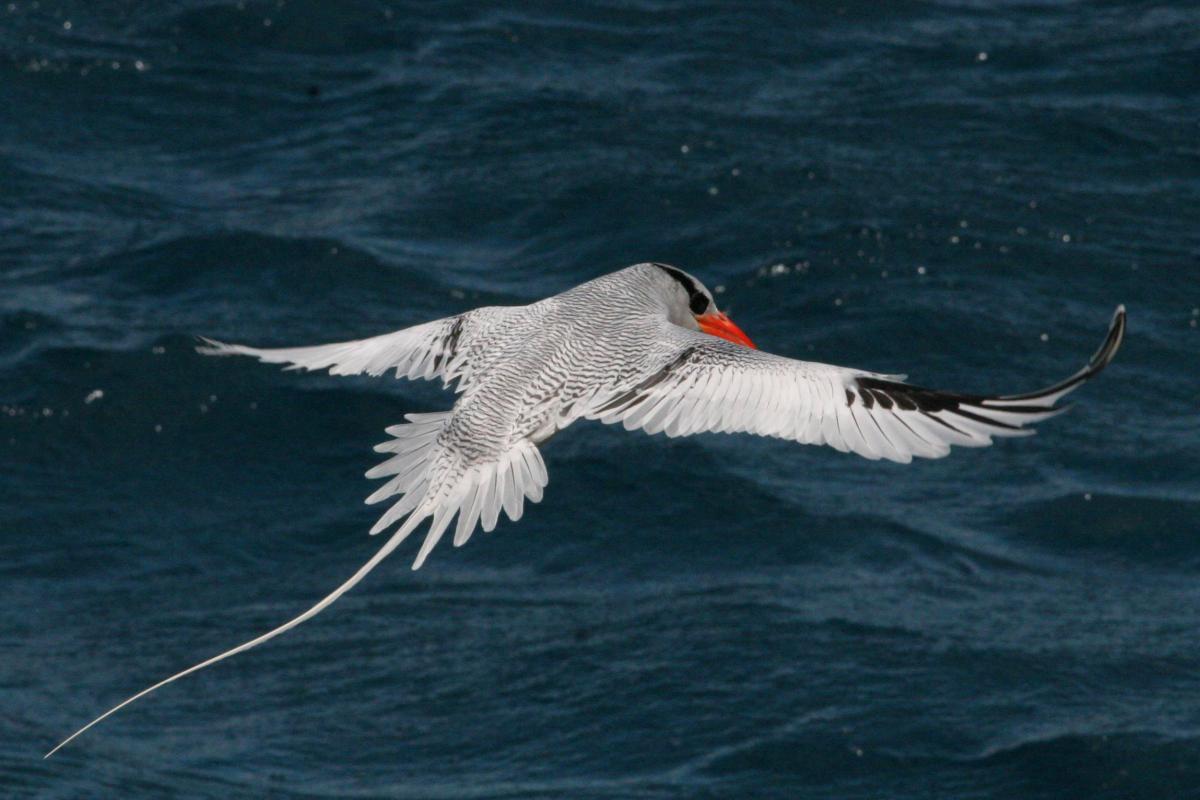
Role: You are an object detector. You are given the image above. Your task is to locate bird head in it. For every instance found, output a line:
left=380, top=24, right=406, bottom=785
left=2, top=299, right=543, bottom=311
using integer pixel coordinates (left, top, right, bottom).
left=648, top=263, right=756, bottom=349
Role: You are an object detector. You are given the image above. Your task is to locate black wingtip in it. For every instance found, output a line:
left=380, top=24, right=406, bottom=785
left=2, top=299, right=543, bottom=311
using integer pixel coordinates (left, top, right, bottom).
left=993, top=304, right=1126, bottom=404
left=1087, top=304, right=1126, bottom=373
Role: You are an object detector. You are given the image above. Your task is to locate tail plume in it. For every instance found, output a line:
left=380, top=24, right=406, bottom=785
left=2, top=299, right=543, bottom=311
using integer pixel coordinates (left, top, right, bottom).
left=45, top=524, right=417, bottom=758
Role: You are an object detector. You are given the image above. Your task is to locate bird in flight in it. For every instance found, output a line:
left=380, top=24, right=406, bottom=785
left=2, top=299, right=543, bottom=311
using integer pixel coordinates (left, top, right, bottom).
left=48, top=262, right=1125, bottom=756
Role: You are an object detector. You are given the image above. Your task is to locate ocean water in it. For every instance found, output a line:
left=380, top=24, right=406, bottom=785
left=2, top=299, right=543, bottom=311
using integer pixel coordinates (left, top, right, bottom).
left=3, top=1, right=1199, bottom=797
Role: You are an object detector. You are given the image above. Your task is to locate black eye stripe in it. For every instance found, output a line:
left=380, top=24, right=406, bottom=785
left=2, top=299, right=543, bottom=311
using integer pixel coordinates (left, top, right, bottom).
left=653, top=263, right=696, bottom=294
left=653, top=263, right=709, bottom=314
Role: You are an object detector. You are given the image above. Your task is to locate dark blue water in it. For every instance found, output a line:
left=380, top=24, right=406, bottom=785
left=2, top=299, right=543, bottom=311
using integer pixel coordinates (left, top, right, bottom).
left=4, top=1, right=1199, bottom=797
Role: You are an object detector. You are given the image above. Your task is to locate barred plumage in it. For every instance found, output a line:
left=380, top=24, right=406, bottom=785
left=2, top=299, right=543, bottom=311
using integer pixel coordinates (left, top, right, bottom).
left=48, top=262, right=1125, bottom=756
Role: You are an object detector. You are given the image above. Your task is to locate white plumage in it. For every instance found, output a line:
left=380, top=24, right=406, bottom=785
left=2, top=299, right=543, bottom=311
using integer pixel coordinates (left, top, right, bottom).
left=47, top=262, right=1125, bottom=756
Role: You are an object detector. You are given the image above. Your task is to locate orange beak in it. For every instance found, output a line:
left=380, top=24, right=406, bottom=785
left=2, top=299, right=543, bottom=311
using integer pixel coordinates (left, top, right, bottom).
left=696, top=311, right=757, bottom=349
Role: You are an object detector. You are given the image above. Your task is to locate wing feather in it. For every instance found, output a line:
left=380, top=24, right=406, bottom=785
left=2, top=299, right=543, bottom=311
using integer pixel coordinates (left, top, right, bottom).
left=197, top=310, right=488, bottom=387
left=589, top=306, right=1125, bottom=463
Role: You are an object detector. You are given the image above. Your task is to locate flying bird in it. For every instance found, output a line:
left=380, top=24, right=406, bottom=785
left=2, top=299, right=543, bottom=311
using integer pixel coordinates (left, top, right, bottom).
left=48, top=263, right=1125, bottom=756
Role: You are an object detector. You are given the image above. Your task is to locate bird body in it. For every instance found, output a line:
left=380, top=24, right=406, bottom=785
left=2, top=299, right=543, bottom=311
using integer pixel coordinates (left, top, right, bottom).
left=47, top=263, right=1125, bottom=756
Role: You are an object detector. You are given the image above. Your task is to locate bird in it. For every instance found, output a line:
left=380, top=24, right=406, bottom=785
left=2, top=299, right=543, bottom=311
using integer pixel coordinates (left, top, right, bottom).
left=47, top=262, right=1125, bottom=756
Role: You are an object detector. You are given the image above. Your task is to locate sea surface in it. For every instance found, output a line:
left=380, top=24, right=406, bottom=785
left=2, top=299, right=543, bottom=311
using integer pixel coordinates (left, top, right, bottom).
left=3, top=1, right=1199, bottom=798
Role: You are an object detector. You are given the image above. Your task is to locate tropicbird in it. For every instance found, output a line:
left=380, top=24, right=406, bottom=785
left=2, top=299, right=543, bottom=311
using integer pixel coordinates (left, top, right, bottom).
left=47, top=262, right=1125, bottom=756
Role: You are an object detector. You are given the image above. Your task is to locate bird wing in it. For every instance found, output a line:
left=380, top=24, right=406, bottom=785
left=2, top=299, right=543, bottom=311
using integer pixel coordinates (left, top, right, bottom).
left=196, top=311, right=480, bottom=386
left=587, top=306, right=1125, bottom=463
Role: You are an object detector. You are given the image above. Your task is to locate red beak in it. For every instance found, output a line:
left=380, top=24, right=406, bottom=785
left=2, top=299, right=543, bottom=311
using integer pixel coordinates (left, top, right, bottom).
left=696, top=311, right=756, bottom=349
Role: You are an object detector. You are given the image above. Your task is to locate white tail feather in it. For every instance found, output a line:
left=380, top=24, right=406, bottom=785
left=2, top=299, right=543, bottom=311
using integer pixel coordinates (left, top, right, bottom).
left=365, top=417, right=548, bottom=569
left=45, top=521, right=420, bottom=758
left=47, top=416, right=552, bottom=755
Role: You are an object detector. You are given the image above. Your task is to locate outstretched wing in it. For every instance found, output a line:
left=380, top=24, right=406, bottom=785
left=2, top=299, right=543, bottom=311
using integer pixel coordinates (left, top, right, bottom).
left=588, top=306, right=1125, bottom=463
left=197, top=312, right=474, bottom=385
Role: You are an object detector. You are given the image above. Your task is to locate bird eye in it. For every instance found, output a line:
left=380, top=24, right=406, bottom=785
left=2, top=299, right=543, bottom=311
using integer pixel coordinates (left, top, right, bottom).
left=689, top=294, right=710, bottom=315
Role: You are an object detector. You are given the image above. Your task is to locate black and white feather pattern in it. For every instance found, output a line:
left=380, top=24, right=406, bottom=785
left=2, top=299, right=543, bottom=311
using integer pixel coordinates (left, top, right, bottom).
left=47, top=264, right=1125, bottom=757
left=589, top=304, right=1126, bottom=464
left=193, top=272, right=1124, bottom=573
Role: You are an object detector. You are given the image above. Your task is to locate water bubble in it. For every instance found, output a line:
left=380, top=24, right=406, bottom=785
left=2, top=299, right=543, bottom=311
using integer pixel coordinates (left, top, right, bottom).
left=976, top=51, right=988, bottom=62
left=1040, top=333, right=1049, bottom=342
left=917, top=266, right=927, bottom=275
left=680, top=144, right=690, bottom=154
left=84, top=389, right=104, bottom=404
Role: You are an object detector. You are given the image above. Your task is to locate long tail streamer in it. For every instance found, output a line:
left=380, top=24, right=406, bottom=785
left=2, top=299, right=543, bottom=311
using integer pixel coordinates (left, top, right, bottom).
left=45, top=520, right=422, bottom=758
